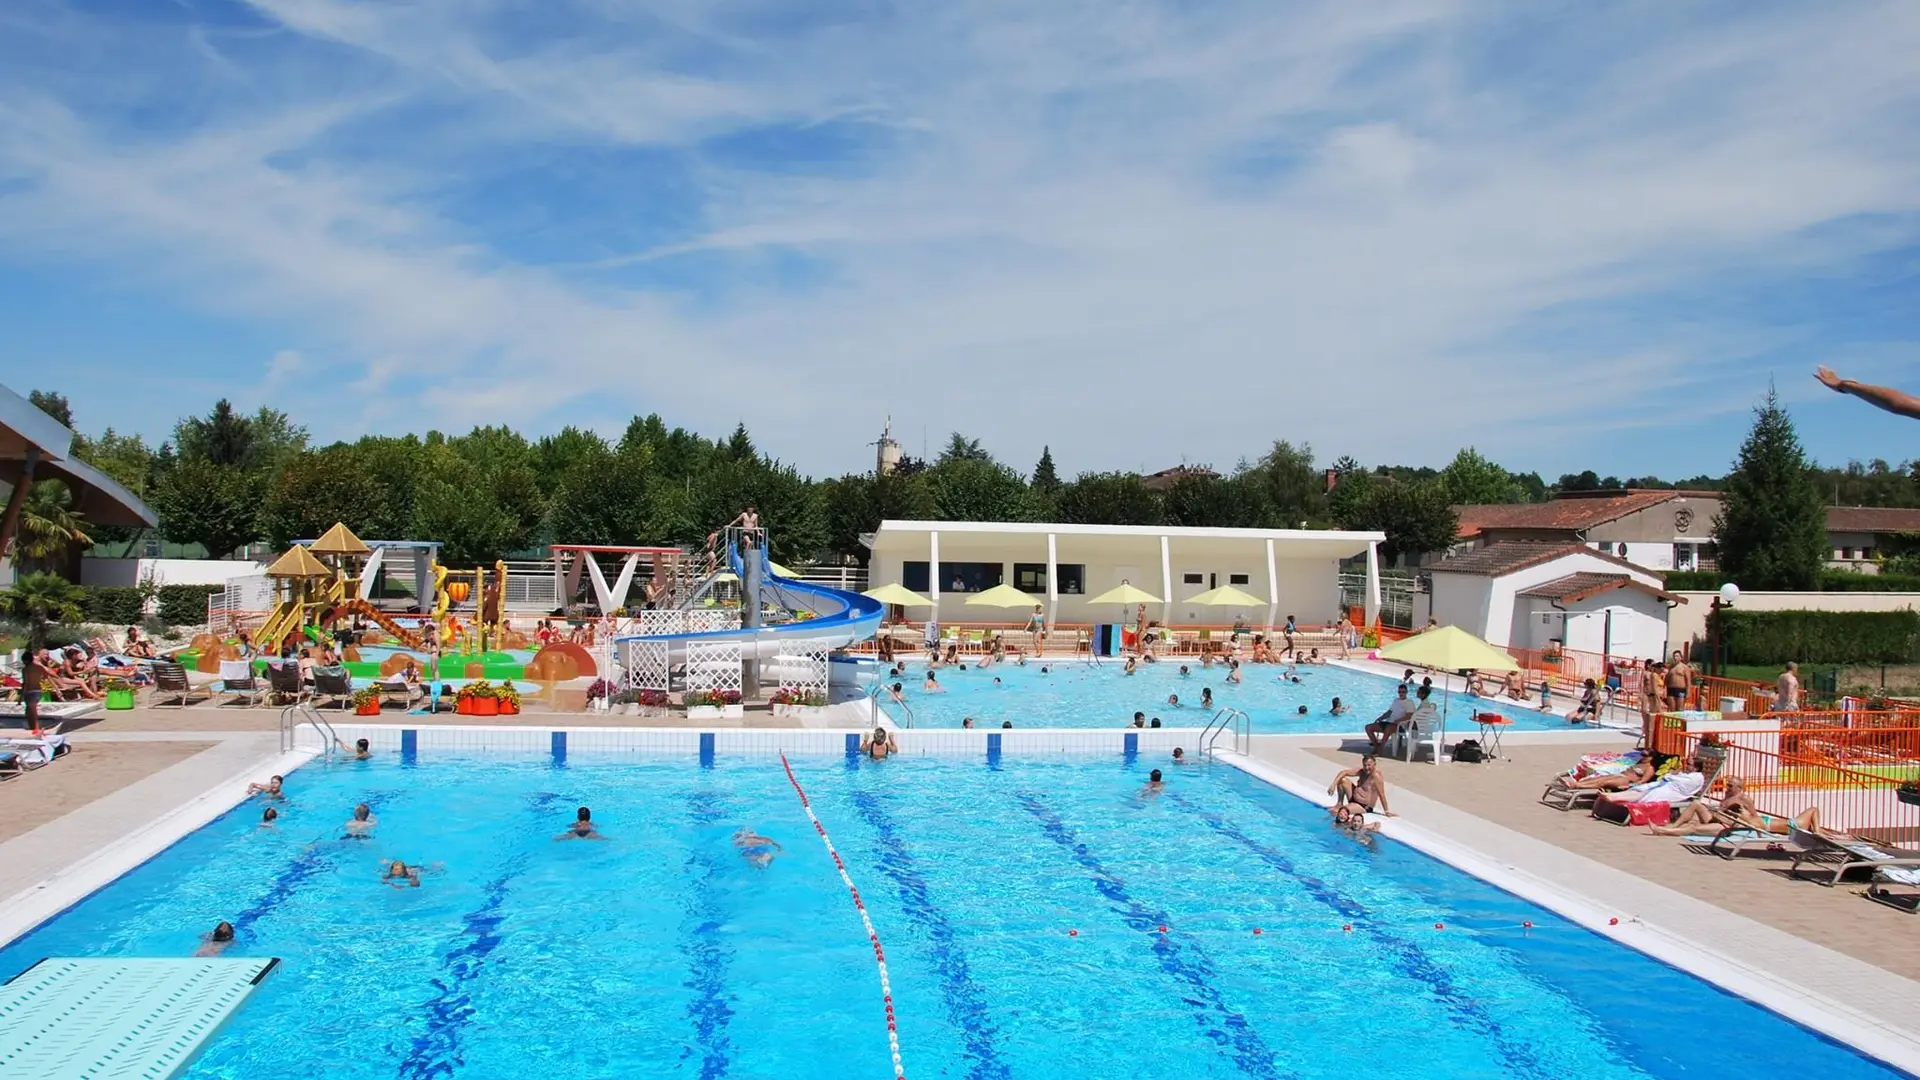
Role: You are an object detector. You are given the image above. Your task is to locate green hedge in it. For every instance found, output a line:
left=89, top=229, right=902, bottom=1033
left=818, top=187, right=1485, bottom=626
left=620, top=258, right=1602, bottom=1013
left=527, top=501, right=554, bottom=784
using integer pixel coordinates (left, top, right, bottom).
left=1664, top=569, right=1920, bottom=593
left=1717, top=609, right=1920, bottom=666
left=157, top=584, right=224, bottom=626
left=82, top=586, right=145, bottom=627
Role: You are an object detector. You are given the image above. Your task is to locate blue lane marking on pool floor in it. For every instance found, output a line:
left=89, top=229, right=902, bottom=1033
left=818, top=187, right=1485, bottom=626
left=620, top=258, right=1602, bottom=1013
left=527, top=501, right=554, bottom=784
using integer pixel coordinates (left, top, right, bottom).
left=551, top=730, right=567, bottom=766
left=1167, top=793, right=1552, bottom=1080
left=1017, top=793, right=1288, bottom=1080
left=397, top=855, right=528, bottom=1079
left=400, top=728, right=418, bottom=765
left=848, top=790, right=1011, bottom=1080
left=700, top=732, right=716, bottom=769
left=683, top=789, right=736, bottom=1080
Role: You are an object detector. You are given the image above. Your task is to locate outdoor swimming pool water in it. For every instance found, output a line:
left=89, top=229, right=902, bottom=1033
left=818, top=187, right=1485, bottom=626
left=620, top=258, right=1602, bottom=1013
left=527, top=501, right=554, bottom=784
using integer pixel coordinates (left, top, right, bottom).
left=0, top=753, right=1905, bottom=1080
left=878, top=658, right=1587, bottom=732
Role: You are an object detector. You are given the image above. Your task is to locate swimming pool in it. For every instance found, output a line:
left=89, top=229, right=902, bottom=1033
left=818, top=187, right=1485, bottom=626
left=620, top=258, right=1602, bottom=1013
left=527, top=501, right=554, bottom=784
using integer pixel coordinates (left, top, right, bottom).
left=0, top=752, right=1903, bottom=1079
left=878, top=658, right=1588, bottom=733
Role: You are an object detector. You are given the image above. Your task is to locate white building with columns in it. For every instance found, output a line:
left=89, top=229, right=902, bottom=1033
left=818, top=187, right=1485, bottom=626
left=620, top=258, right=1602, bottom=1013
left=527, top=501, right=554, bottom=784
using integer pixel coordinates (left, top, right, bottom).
left=866, top=520, right=1386, bottom=628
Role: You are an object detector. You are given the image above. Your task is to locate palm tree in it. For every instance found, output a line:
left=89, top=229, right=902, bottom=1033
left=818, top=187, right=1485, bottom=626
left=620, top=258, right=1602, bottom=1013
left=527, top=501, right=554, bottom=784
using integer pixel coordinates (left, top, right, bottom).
left=14, top=480, right=93, bottom=572
left=1, top=572, right=86, bottom=735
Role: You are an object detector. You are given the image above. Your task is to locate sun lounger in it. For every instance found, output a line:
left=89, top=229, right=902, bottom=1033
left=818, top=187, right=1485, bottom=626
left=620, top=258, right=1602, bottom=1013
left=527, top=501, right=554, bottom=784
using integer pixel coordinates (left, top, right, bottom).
left=265, top=661, right=306, bottom=705
left=0, top=750, right=20, bottom=779
left=148, top=662, right=211, bottom=709
left=377, top=678, right=421, bottom=709
left=217, top=659, right=268, bottom=708
left=1787, top=824, right=1920, bottom=887
left=1867, top=866, right=1920, bottom=914
left=0, top=735, right=70, bottom=769
left=1701, top=826, right=1789, bottom=860
left=311, top=667, right=354, bottom=710
left=1541, top=750, right=1648, bottom=811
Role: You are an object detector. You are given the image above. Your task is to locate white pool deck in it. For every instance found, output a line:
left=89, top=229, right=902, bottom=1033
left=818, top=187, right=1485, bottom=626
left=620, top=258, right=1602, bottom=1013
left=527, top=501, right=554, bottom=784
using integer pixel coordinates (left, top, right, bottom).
left=0, top=718, right=1916, bottom=1074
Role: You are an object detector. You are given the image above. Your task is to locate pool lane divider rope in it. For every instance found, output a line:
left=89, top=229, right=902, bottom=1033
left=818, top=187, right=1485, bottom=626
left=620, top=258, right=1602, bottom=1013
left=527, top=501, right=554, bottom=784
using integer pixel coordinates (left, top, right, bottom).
left=780, top=753, right=907, bottom=1080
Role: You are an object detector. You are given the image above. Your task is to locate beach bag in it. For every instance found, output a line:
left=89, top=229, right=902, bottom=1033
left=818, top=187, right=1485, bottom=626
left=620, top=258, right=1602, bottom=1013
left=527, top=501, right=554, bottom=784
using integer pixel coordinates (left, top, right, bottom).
left=1453, top=739, right=1484, bottom=763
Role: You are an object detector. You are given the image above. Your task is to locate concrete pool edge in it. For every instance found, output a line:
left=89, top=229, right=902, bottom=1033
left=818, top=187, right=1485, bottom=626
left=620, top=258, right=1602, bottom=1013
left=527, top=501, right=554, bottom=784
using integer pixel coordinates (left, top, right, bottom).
left=0, top=746, right=315, bottom=953
left=1216, top=749, right=1920, bottom=1076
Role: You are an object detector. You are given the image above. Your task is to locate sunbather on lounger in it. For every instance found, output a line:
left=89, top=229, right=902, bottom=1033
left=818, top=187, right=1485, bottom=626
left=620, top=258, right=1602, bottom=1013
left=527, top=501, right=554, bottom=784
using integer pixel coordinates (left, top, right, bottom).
left=1552, top=757, right=1654, bottom=792
left=1597, top=761, right=1705, bottom=806
left=1649, top=783, right=1828, bottom=838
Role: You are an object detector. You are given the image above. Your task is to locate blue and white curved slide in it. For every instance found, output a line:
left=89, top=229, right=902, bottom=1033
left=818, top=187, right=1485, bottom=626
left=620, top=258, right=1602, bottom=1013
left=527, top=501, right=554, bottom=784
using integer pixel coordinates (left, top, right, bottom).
left=611, top=544, right=884, bottom=668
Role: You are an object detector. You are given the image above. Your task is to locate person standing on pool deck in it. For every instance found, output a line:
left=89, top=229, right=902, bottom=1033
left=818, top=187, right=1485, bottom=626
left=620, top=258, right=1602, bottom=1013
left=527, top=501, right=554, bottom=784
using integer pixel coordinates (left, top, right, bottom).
left=557, top=806, right=604, bottom=840
left=1665, top=651, right=1694, bottom=711
left=1775, top=661, right=1802, bottom=712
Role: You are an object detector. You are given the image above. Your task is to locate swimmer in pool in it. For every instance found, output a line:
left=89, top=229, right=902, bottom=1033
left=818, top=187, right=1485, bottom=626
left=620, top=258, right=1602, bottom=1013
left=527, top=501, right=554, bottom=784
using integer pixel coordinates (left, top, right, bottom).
left=260, top=807, right=279, bottom=828
left=861, top=727, right=896, bottom=759
left=1141, top=768, right=1166, bottom=796
left=1167, top=693, right=1181, bottom=707
left=383, top=860, right=421, bottom=888
left=1039, top=666, right=1049, bottom=675
left=1330, top=697, right=1349, bottom=716
left=888, top=682, right=907, bottom=704
left=1171, top=747, right=1187, bottom=764
left=195, top=920, right=236, bottom=957
left=247, top=775, right=285, bottom=800
left=557, top=806, right=605, bottom=840
left=734, top=828, right=783, bottom=868
left=335, top=737, right=372, bottom=759
left=992, top=676, right=1002, bottom=687
left=1123, top=656, right=1137, bottom=674
left=962, top=717, right=975, bottom=729
left=923, top=672, right=945, bottom=693
left=1296, top=705, right=1309, bottom=716
left=343, top=803, right=377, bottom=838
left=1226, top=662, right=1243, bottom=685
left=1200, top=688, right=1214, bottom=709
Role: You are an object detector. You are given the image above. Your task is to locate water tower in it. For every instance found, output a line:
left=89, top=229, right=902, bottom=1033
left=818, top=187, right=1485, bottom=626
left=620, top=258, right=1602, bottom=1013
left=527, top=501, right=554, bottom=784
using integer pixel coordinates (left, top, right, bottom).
left=874, top=416, right=901, bottom=476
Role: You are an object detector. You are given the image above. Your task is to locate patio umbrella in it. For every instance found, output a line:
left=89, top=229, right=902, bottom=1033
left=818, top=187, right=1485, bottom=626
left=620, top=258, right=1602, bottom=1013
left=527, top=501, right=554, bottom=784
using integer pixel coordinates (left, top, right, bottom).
left=1378, top=626, right=1520, bottom=761
left=862, top=583, right=934, bottom=607
left=1086, top=581, right=1163, bottom=652
left=1182, top=584, right=1267, bottom=609
left=965, top=583, right=1040, bottom=609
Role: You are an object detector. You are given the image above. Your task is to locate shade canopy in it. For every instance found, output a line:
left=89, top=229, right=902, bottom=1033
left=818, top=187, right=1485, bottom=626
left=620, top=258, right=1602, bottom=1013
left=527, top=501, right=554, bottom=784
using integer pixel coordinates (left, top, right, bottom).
left=0, top=383, right=156, bottom=529
left=863, top=582, right=934, bottom=607
left=264, top=545, right=332, bottom=579
left=1377, top=625, right=1519, bottom=672
left=309, top=521, right=371, bottom=557
left=965, top=583, right=1041, bottom=608
left=1086, top=582, right=1163, bottom=605
left=1183, top=584, right=1267, bottom=608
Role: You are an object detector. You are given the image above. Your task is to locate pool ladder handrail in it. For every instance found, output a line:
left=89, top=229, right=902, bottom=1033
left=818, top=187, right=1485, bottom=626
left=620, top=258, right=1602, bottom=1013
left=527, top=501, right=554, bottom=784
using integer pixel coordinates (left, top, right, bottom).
left=279, top=701, right=341, bottom=757
left=866, top=681, right=913, bottom=729
left=1200, top=707, right=1250, bottom=759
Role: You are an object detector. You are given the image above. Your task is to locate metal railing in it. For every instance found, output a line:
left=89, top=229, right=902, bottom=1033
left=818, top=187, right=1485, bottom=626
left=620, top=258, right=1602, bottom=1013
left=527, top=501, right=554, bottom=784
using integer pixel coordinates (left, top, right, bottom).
left=1669, top=729, right=1920, bottom=843
left=279, top=701, right=340, bottom=756
left=868, top=683, right=913, bottom=729
left=1199, top=707, right=1250, bottom=760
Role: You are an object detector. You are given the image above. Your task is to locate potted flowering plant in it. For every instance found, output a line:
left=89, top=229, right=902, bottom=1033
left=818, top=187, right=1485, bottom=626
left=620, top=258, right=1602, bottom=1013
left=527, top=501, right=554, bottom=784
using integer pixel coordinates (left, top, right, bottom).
left=1694, top=731, right=1729, bottom=775
left=496, top=683, right=521, bottom=716
left=770, top=687, right=830, bottom=718
left=352, top=685, right=383, bottom=716
left=585, top=678, right=615, bottom=712
left=636, top=688, right=670, bottom=717
left=103, top=677, right=137, bottom=711
left=686, top=688, right=744, bottom=720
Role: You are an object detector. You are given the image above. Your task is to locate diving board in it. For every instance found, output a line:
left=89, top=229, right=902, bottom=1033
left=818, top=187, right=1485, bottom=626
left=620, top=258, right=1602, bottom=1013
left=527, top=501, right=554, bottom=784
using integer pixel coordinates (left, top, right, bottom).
left=0, top=956, right=279, bottom=1079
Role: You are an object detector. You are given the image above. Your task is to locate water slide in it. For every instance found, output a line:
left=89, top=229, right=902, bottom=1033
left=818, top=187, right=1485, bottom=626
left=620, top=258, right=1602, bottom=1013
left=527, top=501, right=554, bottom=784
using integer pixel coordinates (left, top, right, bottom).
left=328, top=598, right=425, bottom=649
left=611, top=542, right=884, bottom=669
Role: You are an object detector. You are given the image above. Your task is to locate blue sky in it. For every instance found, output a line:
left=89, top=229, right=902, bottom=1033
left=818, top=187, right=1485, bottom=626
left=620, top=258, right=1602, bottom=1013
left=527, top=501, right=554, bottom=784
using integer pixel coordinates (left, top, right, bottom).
left=1, top=0, right=1918, bottom=481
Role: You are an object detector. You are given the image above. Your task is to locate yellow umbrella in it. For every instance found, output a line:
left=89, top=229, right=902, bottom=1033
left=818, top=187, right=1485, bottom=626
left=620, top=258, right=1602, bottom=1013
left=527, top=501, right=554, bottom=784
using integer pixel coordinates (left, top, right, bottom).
left=966, top=583, right=1040, bottom=609
left=1378, top=625, right=1519, bottom=759
left=1377, top=625, right=1519, bottom=672
left=1183, top=584, right=1267, bottom=609
left=1086, top=582, right=1162, bottom=605
left=863, top=582, right=934, bottom=607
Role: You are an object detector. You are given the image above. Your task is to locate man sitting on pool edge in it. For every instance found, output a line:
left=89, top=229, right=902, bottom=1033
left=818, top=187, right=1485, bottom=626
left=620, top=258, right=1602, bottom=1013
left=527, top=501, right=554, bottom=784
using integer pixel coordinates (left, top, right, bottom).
left=1327, top=755, right=1394, bottom=819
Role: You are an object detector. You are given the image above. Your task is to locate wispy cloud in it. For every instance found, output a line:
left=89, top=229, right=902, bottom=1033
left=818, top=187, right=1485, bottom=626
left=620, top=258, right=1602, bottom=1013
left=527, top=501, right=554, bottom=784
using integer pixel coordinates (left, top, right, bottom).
left=1, top=0, right=1918, bottom=478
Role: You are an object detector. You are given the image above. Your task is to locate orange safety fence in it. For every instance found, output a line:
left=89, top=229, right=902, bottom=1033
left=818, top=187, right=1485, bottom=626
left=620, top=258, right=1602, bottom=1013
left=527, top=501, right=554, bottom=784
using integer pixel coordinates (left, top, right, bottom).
left=1668, top=730, right=1920, bottom=842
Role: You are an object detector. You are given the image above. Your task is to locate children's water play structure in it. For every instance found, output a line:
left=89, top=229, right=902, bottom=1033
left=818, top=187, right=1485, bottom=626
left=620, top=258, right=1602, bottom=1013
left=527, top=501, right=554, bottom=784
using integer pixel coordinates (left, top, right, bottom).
left=189, top=522, right=883, bottom=697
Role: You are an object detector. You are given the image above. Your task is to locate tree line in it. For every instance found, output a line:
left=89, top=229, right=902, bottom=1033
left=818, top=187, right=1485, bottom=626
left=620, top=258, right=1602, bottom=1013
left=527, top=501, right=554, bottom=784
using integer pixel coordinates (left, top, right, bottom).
left=17, top=388, right=1920, bottom=577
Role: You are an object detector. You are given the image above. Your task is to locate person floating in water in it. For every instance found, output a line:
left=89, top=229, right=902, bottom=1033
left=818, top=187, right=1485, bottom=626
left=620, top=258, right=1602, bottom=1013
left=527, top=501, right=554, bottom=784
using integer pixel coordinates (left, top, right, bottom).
left=734, top=828, right=782, bottom=868
left=195, top=921, right=236, bottom=956
left=557, top=806, right=604, bottom=840
left=247, top=775, right=285, bottom=800
left=861, top=727, right=896, bottom=759
left=343, top=803, right=378, bottom=839
left=1141, top=768, right=1166, bottom=796
left=260, top=807, right=279, bottom=828
left=382, top=860, right=421, bottom=888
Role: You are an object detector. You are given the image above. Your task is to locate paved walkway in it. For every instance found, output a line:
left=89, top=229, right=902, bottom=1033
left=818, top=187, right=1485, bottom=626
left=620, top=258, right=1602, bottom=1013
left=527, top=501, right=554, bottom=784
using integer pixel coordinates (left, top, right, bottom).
left=1242, top=735, right=1920, bottom=1063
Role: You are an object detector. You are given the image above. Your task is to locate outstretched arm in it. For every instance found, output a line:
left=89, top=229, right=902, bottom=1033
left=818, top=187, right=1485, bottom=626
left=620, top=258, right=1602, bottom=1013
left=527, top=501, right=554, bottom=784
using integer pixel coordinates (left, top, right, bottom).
left=1816, top=367, right=1920, bottom=420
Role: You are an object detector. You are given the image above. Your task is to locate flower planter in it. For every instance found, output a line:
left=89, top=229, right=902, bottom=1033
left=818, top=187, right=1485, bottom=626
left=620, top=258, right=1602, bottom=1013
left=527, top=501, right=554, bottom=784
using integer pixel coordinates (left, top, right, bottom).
left=471, top=697, right=500, bottom=717
left=687, top=705, right=722, bottom=721
left=498, top=701, right=520, bottom=716
left=623, top=703, right=640, bottom=717
left=105, top=688, right=136, bottom=711
left=355, top=701, right=382, bottom=716
left=793, top=705, right=829, bottom=721
left=456, top=698, right=474, bottom=716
